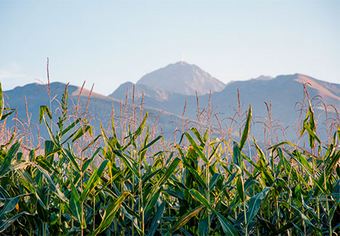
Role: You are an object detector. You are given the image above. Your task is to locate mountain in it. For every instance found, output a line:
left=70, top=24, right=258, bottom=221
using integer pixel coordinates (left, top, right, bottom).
left=110, top=61, right=226, bottom=114
left=209, top=74, right=339, bottom=138
left=2, top=62, right=339, bottom=144
left=110, top=70, right=340, bottom=142
left=111, top=72, right=339, bottom=116
left=2, top=82, right=194, bottom=143
left=136, top=61, right=225, bottom=96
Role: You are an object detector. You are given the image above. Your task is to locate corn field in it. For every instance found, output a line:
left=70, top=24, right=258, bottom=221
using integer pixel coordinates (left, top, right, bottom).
left=0, top=82, right=339, bottom=236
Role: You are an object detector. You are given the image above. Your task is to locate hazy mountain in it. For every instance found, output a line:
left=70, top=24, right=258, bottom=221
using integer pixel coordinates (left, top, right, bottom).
left=3, top=62, right=339, bottom=143
left=110, top=69, right=340, bottom=141
left=111, top=72, right=339, bottom=117
left=110, top=61, right=226, bottom=114
left=111, top=82, right=172, bottom=102
left=3, top=82, right=193, bottom=142
left=136, top=61, right=225, bottom=96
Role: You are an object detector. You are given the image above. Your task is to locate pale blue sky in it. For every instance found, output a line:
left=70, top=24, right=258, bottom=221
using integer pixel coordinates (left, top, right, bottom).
left=1, top=0, right=339, bottom=94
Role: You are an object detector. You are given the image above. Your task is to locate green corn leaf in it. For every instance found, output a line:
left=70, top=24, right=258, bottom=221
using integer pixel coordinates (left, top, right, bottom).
left=0, top=212, right=31, bottom=233
left=44, top=140, right=55, bottom=158
left=0, top=195, right=21, bottom=217
left=63, top=148, right=81, bottom=172
left=71, top=125, right=92, bottom=143
left=300, top=105, right=321, bottom=148
left=291, top=150, right=313, bottom=174
left=0, top=108, right=15, bottom=121
left=156, top=157, right=181, bottom=188
left=39, top=105, right=52, bottom=123
left=246, top=187, right=270, bottom=226
left=144, top=191, right=161, bottom=216
left=233, top=142, right=241, bottom=167
left=183, top=158, right=206, bottom=188
left=190, top=127, right=206, bottom=146
left=82, top=147, right=101, bottom=172
left=60, top=118, right=81, bottom=137
left=209, top=173, right=221, bottom=190
left=189, top=189, right=212, bottom=210
left=0, top=142, right=20, bottom=177
left=69, top=183, right=82, bottom=224
left=215, top=212, right=238, bottom=235
left=240, top=106, right=252, bottom=150
left=139, top=135, right=162, bottom=154
left=198, top=217, right=209, bottom=236
left=34, top=164, right=68, bottom=202
left=61, top=84, right=68, bottom=116
left=147, top=202, right=166, bottom=236
left=113, top=149, right=139, bottom=176
left=172, top=205, right=204, bottom=232
left=146, top=158, right=181, bottom=206
left=325, top=148, right=340, bottom=176
left=42, top=116, right=58, bottom=144
left=185, top=132, right=208, bottom=163
left=80, top=159, right=108, bottom=202
left=236, top=175, right=245, bottom=202
left=93, top=192, right=130, bottom=235
left=0, top=83, right=3, bottom=120
left=134, top=112, right=148, bottom=137
left=0, top=84, right=12, bottom=121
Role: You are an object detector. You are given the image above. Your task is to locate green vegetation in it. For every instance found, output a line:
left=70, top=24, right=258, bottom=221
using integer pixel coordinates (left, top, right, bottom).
left=0, top=83, right=339, bottom=235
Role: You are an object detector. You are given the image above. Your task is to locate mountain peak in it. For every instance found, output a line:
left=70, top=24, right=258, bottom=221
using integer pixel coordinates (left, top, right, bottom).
left=136, top=62, right=225, bottom=96
left=174, top=60, right=190, bottom=65
left=252, top=75, right=273, bottom=81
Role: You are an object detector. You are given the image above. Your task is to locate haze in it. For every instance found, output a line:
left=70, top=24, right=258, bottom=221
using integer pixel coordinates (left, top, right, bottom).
left=0, top=0, right=339, bottom=94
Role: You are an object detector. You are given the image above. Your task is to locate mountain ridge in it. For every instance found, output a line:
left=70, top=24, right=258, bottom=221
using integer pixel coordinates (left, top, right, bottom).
left=2, top=62, right=339, bottom=142
left=136, top=61, right=225, bottom=96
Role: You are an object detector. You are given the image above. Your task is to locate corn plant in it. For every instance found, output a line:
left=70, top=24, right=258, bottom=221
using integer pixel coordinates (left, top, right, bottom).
left=0, top=82, right=339, bottom=235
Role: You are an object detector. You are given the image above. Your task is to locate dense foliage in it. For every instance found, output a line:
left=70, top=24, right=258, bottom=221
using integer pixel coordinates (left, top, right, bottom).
left=0, top=83, right=339, bottom=235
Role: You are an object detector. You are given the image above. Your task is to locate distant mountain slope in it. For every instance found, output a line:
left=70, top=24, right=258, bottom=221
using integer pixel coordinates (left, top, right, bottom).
left=3, top=82, right=194, bottom=142
left=111, top=72, right=339, bottom=116
left=3, top=63, right=339, bottom=143
left=110, top=71, right=340, bottom=141
left=212, top=73, right=339, bottom=112
left=136, top=61, right=225, bottom=96
left=294, top=74, right=340, bottom=100
left=111, top=82, right=172, bottom=102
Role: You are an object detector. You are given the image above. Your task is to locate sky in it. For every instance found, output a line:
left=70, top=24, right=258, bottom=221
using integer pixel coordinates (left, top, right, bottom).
left=0, top=0, right=339, bottom=95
